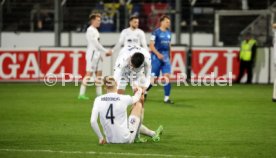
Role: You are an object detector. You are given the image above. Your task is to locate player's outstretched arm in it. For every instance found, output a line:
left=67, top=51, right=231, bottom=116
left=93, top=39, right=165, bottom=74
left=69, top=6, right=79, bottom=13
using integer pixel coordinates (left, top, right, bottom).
left=131, top=86, right=143, bottom=104
left=112, top=30, right=125, bottom=53
left=87, top=32, right=108, bottom=54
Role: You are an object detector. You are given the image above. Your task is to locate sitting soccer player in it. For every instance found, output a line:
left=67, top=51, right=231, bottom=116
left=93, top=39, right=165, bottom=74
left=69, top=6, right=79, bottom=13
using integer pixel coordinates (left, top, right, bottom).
left=90, top=76, right=162, bottom=144
left=113, top=46, right=163, bottom=142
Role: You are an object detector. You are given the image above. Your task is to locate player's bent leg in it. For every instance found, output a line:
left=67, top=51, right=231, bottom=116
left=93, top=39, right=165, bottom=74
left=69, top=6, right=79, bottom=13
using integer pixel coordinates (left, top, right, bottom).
left=78, top=71, right=92, bottom=100
left=95, top=71, right=103, bottom=96
left=128, top=102, right=143, bottom=143
left=139, top=109, right=157, bottom=139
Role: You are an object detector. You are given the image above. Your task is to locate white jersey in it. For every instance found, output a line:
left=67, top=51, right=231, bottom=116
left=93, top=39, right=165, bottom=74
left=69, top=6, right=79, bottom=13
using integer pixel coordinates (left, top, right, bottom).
left=85, top=25, right=108, bottom=72
left=113, top=27, right=148, bottom=53
left=90, top=90, right=142, bottom=143
left=113, top=46, right=151, bottom=89
left=86, top=25, right=107, bottom=56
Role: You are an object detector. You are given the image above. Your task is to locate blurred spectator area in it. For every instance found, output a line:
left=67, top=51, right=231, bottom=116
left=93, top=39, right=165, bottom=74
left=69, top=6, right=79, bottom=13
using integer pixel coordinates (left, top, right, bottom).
left=1, top=0, right=274, bottom=33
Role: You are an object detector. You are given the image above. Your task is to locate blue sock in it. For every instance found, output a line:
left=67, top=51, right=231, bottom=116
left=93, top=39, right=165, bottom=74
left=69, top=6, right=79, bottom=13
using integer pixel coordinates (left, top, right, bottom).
left=164, top=83, right=171, bottom=96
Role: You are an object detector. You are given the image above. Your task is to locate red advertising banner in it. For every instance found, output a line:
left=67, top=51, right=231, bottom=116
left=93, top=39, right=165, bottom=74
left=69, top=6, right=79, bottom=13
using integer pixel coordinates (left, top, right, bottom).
left=0, top=49, right=86, bottom=81
left=0, top=47, right=240, bottom=82
left=191, top=48, right=239, bottom=81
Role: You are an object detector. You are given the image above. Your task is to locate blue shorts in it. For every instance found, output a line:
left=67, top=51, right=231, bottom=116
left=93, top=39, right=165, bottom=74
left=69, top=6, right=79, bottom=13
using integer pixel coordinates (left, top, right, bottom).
left=151, top=53, right=171, bottom=77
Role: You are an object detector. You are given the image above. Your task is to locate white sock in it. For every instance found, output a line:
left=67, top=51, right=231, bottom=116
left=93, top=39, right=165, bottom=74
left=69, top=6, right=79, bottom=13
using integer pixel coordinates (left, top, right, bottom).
left=164, top=96, right=169, bottom=102
left=96, top=86, right=102, bottom=96
left=128, top=115, right=140, bottom=142
left=79, top=84, right=86, bottom=96
left=140, top=124, right=155, bottom=137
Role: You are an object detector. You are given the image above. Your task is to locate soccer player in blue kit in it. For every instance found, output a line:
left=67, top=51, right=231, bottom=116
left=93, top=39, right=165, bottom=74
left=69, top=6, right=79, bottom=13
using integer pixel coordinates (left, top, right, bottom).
left=145, top=15, right=174, bottom=104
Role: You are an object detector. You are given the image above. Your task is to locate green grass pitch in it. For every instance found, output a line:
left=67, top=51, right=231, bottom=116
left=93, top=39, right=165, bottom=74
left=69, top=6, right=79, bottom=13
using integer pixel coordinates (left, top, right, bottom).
left=0, top=83, right=276, bottom=158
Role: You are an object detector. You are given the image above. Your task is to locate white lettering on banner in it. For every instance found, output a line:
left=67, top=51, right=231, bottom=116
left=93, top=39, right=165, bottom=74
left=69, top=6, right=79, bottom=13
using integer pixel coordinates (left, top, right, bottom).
left=171, top=53, right=185, bottom=78
left=223, top=50, right=237, bottom=78
left=198, top=53, right=218, bottom=77
left=70, top=52, right=82, bottom=77
left=20, top=53, right=40, bottom=78
left=0, top=53, right=20, bottom=79
left=46, top=53, right=65, bottom=76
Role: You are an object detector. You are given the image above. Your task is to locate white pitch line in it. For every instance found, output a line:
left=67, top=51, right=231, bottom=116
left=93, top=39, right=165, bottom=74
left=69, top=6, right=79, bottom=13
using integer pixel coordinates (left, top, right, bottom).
left=0, top=148, right=228, bottom=158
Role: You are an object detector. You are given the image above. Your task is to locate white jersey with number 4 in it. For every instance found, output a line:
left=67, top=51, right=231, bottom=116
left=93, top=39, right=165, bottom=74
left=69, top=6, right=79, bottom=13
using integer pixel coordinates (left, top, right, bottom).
left=91, top=93, right=136, bottom=143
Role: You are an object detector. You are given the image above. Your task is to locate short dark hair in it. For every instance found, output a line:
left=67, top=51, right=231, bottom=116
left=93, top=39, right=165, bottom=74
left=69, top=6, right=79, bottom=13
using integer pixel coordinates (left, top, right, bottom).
left=129, top=16, right=139, bottom=23
left=160, top=15, right=170, bottom=22
left=89, top=13, right=101, bottom=21
left=131, top=53, right=145, bottom=68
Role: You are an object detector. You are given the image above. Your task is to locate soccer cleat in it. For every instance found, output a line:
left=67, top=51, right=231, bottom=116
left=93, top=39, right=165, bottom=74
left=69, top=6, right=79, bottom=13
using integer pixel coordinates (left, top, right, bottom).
left=134, top=135, right=148, bottom=143
left=152, top=125, right=163, bottom=142
left=78, top=95, right=90, bottom=100
left=164, top=99, right=174, bottom=104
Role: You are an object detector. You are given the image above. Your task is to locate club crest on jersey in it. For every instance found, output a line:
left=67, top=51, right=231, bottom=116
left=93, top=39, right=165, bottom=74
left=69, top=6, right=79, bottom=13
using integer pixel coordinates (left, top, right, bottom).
left=130, top=118, right=136, bottom=124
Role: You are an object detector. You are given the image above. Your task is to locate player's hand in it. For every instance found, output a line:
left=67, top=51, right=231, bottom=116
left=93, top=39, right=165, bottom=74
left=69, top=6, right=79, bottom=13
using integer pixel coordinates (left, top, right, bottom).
left=99, top=138, right=106, bottom=145
left=133, top=85, right=142, bottom=93
left=105, top=50, right=112, bottom=57
left=157, top=53, right=164, bottom=60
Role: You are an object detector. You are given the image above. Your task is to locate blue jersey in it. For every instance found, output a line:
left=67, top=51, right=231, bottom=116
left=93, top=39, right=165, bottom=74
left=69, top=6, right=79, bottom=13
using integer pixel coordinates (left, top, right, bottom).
left=150, top=28, right=171, bottom=54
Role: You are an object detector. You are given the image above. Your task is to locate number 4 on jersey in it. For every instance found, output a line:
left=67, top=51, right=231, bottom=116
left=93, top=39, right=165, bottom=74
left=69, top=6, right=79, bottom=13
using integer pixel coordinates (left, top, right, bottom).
left=106, top=104, right=115, bottom=124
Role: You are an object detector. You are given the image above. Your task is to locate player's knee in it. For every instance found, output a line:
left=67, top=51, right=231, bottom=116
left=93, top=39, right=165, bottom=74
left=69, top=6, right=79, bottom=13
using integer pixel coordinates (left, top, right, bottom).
left=134, top=102, right=143, bottom=112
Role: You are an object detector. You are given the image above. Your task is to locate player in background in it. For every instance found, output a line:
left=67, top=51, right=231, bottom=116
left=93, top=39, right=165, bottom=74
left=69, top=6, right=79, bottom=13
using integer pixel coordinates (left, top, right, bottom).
left=114, top=45, right=163, bottom=142
left=272, top=23, right=276, bottom=102
left=91, top=76, right=143, bottom=144
left=112, top=16, right=148, bottom=55
left=145, top=15, right=174, bottom=104
left=78, top=13, right=112, bottom=100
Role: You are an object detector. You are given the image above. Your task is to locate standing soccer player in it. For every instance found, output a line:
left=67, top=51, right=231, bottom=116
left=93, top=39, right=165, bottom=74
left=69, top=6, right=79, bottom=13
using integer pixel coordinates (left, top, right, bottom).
left=113, top=45, right=163, bottom=142
left=112, top=16, right=148, bottom=54
left=78, top=14, right=112, bottom=100
left=91, top=76, right=144, bottom=144
left=145, top=15, right=173, bottom=104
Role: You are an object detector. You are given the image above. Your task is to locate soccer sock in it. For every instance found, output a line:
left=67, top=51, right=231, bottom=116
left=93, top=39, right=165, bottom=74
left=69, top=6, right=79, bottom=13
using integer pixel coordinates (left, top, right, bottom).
left=129, top=115, right=140, bottom=142
left=146, top=84, right=153, bottom=93
left=164, top=96, right=169, bottom=102
left=79, top=84, right=86, bottom=96
left=164, top=83, right=171, bottom=101
left=140, top=124, right=156, bottom=137
left=96, top=86, right=102, bottom=96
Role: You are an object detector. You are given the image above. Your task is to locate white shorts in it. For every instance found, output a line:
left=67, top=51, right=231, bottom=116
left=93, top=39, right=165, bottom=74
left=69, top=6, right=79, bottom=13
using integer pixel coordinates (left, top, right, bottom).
left=86, top=51, right=102, bottom=72
left=113, top=69, right=147, bottom=90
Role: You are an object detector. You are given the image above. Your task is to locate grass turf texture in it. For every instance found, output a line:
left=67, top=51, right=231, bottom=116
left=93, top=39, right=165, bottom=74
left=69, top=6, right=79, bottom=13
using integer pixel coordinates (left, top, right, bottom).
left=0, top=83, right=276, bottom=158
